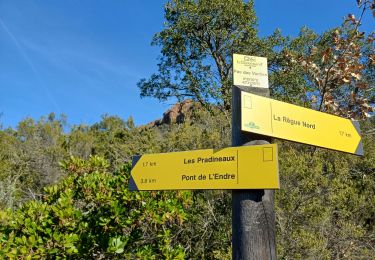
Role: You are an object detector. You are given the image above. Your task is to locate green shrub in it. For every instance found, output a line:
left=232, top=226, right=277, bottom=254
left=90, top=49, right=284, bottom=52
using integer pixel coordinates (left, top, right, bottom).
left=0, top=156, right=188, bottom=259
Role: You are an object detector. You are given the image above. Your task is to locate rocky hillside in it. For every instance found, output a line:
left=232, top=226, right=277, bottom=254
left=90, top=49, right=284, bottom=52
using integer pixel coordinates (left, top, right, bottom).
left=148, top=99, right=201, bottom=126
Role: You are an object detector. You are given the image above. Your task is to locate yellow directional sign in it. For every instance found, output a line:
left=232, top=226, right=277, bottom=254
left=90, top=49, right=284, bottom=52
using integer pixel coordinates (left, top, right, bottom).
left=129, top=144, right=279, bottom=191
left=233, top=54, right=269, bottom=88
left=241, top=92, right=363, bottom=155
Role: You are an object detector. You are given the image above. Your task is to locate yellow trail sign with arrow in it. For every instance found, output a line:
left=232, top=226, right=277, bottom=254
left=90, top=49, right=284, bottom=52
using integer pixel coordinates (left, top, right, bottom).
left=129, top=144, right=279, bottom=191
left=241, top=92, right=363, bottom=155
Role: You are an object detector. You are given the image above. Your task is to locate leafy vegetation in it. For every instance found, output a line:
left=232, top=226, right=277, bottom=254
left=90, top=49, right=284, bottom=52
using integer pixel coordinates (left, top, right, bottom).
left=1, top=0, right=374, bottom=258
left=0, top=111, right=374, bottom=258
left=0, top=111, right=233, bottom=259
left=137, top=0, right=286, bottom=114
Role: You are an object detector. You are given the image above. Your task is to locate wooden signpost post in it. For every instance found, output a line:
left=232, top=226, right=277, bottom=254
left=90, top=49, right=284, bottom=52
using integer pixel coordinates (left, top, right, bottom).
left=232, top=54, right=276, bottom=259
left=130, top=53, right=363, bottom=260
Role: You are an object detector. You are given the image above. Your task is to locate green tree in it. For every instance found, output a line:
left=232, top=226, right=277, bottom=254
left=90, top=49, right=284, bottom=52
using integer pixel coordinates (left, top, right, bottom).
left=137, top=0, right=283, bottom=112
left=0, top=113, right=68, bottom=209
left=88, top=115, right=162, bottom=169
left=15, top=114, right=68, bottom=197
left=0, top=130, right=22, bottom=209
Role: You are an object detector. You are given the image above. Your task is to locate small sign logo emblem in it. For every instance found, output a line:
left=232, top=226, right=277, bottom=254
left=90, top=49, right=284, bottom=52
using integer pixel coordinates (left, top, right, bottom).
left=245, top=122, right=260, bottom=129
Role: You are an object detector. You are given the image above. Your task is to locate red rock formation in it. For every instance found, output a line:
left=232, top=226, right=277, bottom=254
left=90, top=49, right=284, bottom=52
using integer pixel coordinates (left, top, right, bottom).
left=148, top=99, right=199, bottom=126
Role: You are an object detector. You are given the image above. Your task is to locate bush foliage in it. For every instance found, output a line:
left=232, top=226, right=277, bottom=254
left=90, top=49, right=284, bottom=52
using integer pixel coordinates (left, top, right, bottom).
left=1, top=0, right=374, bottom=258
left=0, top=111, right=374, bottom=258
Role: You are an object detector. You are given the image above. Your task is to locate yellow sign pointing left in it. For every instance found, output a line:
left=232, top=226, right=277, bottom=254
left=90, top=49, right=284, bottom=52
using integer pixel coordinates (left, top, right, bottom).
left=129, top=144, right=279, bottom=191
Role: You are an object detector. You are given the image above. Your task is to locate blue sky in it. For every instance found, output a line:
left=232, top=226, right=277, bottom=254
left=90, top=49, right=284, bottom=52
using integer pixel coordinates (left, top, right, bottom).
left=0, top=0, right=372, bottom=129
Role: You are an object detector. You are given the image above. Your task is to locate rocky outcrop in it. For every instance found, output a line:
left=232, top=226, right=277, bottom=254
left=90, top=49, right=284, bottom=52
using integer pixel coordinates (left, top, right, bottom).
left=148, top=99, right=200, bottom=127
